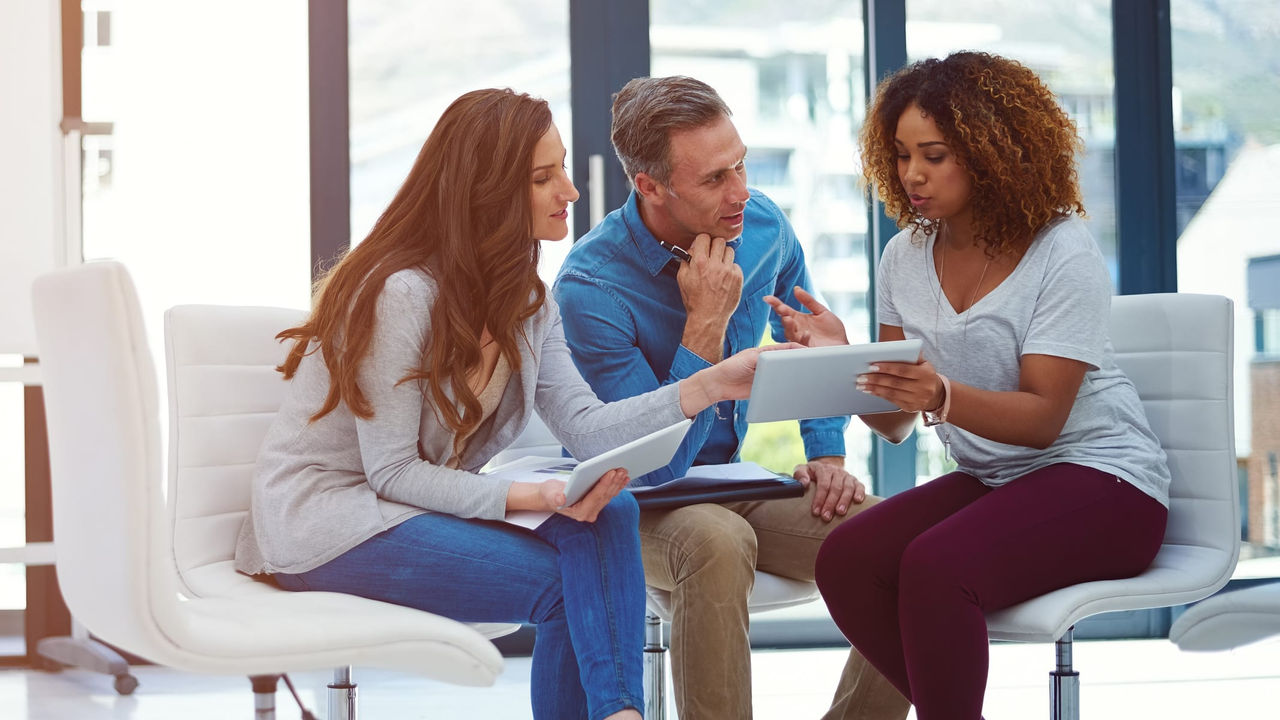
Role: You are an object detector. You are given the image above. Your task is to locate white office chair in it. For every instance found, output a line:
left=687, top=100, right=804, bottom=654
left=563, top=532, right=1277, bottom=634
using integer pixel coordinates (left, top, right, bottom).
left=984, top=293, right=1240, bottom=720
left=31, top=261, right=515, bottom=720
left=495, top=413, right=820, bottom=720
left=1169, top=581, right=1280, bottom=652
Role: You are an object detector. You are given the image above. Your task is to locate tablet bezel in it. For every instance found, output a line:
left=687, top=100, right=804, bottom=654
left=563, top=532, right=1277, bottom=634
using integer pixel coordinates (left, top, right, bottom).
left=561, top=417, right=693, bottom=507
left=745, top=339, right=924, bottom=423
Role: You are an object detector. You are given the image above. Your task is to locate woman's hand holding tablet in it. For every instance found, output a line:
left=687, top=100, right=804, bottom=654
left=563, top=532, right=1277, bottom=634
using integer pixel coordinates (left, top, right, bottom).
left=745, top=340, right=924, bottom=422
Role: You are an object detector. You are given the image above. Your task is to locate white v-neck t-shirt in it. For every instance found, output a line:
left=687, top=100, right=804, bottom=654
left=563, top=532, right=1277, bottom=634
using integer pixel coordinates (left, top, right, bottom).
left=876, top=215, right=1170, bottom=506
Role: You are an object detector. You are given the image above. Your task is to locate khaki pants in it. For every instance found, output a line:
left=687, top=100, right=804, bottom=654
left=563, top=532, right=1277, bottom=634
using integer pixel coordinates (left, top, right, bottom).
left=639, top=486, right=911, bottom=720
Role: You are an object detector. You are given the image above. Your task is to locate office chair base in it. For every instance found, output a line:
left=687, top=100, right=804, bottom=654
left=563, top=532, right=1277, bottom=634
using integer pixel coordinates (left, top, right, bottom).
left=643, top=612, right=667, bottom=720
left=36, top=635, right=138, bottom=695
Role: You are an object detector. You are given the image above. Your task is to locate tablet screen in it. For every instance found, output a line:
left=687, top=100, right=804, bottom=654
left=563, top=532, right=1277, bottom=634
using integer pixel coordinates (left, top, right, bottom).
left=746, top=339, right=923, bottom=423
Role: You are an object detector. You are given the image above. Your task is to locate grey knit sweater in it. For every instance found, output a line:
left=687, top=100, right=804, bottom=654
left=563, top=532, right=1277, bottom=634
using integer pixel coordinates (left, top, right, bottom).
left=235, top=268, right=686, bottom=575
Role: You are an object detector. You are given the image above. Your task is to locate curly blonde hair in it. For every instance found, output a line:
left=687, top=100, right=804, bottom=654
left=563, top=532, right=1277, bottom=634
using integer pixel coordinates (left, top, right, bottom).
left=860, top=51, right=1085, bottom=256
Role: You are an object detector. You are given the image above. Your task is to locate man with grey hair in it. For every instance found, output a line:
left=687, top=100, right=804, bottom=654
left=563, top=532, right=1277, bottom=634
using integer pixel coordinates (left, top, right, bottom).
left=553, top=76, right=909, bottom=720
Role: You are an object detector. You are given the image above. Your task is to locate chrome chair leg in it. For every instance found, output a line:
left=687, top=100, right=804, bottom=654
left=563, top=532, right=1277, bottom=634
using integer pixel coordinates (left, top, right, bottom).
left=328, top=665, right=358, bottom=720
left=1050, top=627, right=1079, bottom=720
left=643, top=612, right=667, bottom=720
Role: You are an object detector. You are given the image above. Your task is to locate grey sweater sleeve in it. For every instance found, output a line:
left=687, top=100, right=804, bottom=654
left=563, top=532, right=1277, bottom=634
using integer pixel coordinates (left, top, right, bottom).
left=353, top=274, right=514, bottom=520
left=534, top=297, right=688, bottom=459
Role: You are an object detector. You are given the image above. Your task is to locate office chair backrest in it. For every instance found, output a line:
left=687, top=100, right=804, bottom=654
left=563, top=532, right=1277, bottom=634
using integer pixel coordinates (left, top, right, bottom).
left=30, top=261, right=172, bottom=654
left=165, top=304, right=305, bottom=596
left=1110, top=293, right=1239, bottom=588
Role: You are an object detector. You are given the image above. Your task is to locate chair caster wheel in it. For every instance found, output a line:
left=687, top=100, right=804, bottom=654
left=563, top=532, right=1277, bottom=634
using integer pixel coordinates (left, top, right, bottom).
left=114, top=673, right=139, bottom=695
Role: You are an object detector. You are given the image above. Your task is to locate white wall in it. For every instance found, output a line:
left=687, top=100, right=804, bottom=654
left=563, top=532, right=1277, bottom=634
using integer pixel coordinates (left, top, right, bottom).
left=0, top=2, right=66, bottom=357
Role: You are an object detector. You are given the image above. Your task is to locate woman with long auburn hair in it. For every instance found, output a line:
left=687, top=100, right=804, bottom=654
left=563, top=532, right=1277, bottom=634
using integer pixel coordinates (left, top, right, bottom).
left=767, top=52, right=1170, bottom=719
left=234, top=88, right=777, bottom=720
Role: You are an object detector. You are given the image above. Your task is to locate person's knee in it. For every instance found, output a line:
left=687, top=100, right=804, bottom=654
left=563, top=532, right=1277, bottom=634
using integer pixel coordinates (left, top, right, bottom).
left=530, top=580, right=569, bottom=626
left=676, top=511, right=758, bottom=585
left=899, top=537, right=964, bottom=598
left=815, top=516, right=874, bottom=584
left=814, top=536, right=841, bottom=594
left=815, top=525, right=861, bottom=600
left=597, top=490, right=640, bottom=527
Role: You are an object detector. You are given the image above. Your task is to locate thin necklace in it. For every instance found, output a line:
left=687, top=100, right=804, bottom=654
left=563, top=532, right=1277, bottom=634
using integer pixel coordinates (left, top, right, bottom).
left=936, top=224, right=991, bottom=340
left=930, top=223, right=991, bottom=460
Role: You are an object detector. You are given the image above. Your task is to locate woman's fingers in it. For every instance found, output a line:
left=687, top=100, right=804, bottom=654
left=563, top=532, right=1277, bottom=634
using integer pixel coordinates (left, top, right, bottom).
left=537, top=479, right=568, bottom=510
left=857, top=360, right=941, bottom=413
left=559, top=468, right=630, bottom=523
left=599, top=468, right=629, bottom=495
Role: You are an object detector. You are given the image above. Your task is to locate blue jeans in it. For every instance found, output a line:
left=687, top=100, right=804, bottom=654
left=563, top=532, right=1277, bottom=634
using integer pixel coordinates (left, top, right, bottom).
left=274, top=493, right=646, bottom=720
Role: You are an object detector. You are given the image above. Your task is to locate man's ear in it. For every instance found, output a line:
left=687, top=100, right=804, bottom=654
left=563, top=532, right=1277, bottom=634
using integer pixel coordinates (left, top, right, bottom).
left=634, top=172, right=664, bottom=204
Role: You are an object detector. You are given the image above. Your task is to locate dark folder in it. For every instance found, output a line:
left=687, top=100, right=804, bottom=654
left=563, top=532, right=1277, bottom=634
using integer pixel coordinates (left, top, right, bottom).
left=631, top=473, right=805, bottom=510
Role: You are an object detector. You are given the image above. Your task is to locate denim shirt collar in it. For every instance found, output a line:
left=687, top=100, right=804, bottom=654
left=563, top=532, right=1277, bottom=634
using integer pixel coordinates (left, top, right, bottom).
left=620, top=190, right=743, bottom=278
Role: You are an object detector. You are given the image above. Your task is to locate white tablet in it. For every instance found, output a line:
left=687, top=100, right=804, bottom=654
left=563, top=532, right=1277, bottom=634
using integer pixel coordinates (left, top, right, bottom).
left=745, top=339, right=923, bottom=423
left=559, top=418, right=692, bottom=507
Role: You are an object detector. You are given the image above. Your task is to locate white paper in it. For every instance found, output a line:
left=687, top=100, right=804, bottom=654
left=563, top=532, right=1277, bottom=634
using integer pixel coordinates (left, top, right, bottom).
left=491, top=458, right=784, bottom=527
left=629, top=461, right=782, bottom=494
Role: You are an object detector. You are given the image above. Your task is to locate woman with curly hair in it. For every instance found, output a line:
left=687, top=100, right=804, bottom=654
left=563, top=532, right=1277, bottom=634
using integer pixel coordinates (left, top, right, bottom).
left=234, top=88, right=778, bottom=720
left=765, top=52, right=1170, bottom=718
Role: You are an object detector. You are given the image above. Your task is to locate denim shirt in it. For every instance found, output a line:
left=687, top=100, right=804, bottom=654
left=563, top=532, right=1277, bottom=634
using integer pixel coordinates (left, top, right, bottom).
left=553, top=189, right=848, bottom=487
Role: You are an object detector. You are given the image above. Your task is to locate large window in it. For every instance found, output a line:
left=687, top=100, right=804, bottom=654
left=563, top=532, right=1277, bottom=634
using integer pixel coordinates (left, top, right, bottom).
left=650, top=0, right=875, bottom=479
left=903, top=0, right=1118, bottom=483
left=905, top=0, right=1118, bottom=280
left=646, top=1, right=1123, bottom=488
left=349, top=0, right=573, bottom=282
left=1171, top=0, right=1280, bottom=579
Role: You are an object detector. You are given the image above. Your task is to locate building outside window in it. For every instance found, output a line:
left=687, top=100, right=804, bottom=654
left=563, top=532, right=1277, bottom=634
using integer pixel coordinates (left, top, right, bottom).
left=651, top=0, right=874, bottom=477
left=1171, top=0, right=1280, bottom=578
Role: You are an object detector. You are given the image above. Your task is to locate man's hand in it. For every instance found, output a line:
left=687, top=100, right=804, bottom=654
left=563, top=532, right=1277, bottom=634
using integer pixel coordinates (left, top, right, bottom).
left=679, top=342, right=804, bottom=417
left=763, top=286, right=849, bottom=347
left=677, top=233, right=744, bottom=362
left=792, top=456, right=866, bottom=522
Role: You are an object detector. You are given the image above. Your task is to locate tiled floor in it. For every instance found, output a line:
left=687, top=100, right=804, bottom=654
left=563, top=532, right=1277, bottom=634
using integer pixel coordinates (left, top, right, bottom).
left=2, top=636, right=1278, bottom=719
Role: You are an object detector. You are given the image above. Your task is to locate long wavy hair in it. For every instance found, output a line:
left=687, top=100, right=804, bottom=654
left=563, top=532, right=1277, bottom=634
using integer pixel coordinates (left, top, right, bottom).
left=860, top=51, right=1085, bottom=256
left=278, top=88, right=551, bottom=439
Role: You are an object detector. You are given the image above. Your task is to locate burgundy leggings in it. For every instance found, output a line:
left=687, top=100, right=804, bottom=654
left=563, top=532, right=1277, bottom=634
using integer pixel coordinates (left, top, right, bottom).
left=815, top=464, right=1166, bottom=720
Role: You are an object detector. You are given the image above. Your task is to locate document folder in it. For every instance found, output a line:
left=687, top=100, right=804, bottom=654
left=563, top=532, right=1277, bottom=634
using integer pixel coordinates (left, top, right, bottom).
left=630, top=462, right=805, bottom=510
